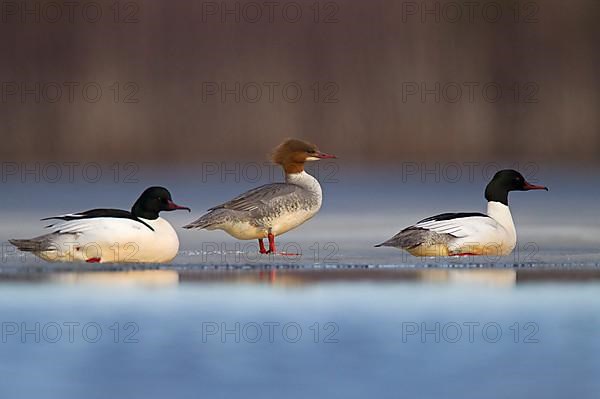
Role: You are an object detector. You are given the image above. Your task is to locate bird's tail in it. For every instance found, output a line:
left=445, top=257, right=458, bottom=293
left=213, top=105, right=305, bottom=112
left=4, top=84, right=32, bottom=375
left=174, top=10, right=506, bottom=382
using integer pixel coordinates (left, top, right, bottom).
left=9, top=235, right=54, bottom=252
left=374, top=239, right=396, bottom=248
left=375, top=228, right=420, bottom=249
left=183, top=210, right=226, bottom=230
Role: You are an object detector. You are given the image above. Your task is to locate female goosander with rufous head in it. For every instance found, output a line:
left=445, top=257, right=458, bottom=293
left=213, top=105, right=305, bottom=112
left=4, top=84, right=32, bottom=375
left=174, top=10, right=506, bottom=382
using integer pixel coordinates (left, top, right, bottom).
left=10, top=187, right=190, bottom=263
left=375, top=169, right=548, bottom=257
left=184, top=138, right=336, bottom=254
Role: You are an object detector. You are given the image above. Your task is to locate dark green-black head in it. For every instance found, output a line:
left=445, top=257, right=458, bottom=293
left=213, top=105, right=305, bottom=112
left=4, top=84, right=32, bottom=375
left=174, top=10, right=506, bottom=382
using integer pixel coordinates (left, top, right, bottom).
left=131, top=186, right=191, bottom=220
left=484, top=169, right=548, bottom=205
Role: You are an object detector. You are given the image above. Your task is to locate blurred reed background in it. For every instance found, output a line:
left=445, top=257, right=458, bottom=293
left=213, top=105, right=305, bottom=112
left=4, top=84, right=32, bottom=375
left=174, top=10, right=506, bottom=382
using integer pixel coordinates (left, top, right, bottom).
left=0, top=0, right=598, bottom=164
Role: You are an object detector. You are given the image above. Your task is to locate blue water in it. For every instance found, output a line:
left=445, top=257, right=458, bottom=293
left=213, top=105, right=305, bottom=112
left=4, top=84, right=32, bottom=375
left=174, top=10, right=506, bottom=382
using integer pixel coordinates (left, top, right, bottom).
left=1, top=165, right=600, bottom=397
left=1, top=277, right=599, bottom=398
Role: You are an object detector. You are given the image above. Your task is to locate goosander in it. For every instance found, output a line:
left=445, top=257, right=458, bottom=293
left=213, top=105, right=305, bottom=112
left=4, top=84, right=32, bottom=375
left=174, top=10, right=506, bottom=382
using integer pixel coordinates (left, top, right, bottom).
left=184, top=138, right=336, bottom=254
left=375, top=169, right=548, bottom=256
left=10, top=187, right=190, bottom=263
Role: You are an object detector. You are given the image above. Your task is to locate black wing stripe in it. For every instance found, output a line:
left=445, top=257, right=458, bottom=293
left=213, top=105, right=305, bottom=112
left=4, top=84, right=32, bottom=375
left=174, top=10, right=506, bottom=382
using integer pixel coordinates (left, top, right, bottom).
left=41, top=208, right=154, bottom=231
left=417, top=212, right=489, bottom=224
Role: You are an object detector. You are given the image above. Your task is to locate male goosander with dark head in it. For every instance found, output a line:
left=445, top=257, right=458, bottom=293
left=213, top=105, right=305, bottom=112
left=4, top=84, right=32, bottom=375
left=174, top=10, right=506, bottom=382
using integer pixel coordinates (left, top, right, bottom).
left=184, top=138, right=336, bottom=254
left=376, top=169, right=548, bottom=256
left=10, top=187, right=190, bottom=263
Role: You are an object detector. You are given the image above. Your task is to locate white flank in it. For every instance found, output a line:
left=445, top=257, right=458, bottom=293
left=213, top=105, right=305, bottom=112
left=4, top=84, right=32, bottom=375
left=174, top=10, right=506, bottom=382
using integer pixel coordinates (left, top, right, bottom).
left=37, top=217, right=179, bottom=263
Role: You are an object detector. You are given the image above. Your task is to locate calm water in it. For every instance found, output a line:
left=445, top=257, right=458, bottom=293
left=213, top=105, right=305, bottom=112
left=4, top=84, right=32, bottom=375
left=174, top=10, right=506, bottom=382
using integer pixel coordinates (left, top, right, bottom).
left=1, top=275, right=600, bottom=399
left=1, top=165, right=599, bottom=398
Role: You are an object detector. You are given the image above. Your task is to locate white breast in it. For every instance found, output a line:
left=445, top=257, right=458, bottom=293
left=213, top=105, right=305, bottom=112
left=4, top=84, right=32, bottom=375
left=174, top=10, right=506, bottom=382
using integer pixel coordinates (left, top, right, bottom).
left=483, top=201, right=517, bottom=254
left=286, top=171, right=323, bottom=201
left=271, top=171, right=322, bottom=235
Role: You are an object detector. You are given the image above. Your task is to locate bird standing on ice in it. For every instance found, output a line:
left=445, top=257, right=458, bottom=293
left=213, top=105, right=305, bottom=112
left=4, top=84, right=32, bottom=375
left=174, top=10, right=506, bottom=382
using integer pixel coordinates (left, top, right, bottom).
left=10, top=187, right=190, bottom=263
left=184, top=138, right=337, bottom=254
left=375, top=169, right=548, bottom=256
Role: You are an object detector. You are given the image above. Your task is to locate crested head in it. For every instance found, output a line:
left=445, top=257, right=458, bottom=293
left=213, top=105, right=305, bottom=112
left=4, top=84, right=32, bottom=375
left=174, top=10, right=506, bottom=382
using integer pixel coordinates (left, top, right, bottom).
left=271, top=138, right=336, bottom=174
left=132, top=186, right=190, bottom=220
left=484, top=169, right=548, bottom=205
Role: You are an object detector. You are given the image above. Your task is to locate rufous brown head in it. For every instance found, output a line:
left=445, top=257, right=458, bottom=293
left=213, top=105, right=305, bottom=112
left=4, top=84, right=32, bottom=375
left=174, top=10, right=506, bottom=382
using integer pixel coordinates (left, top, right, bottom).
left=271, top=138, right=336, bottom=174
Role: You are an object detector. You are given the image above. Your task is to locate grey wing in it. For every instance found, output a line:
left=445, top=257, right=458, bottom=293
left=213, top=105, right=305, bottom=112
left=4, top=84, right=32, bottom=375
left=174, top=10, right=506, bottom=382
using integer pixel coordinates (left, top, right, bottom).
left=208, top=183, right=300, bottom=212
left=375, top=215, right=495, bottom=249
left=375, top=227, right=453, bottom=249
left=184, top=184, right=302, bottom=229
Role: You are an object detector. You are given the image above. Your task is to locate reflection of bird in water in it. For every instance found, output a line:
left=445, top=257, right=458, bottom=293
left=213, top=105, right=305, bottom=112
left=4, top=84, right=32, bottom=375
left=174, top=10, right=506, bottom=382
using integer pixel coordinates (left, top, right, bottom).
left=258, top=269, right=277, bottom=284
